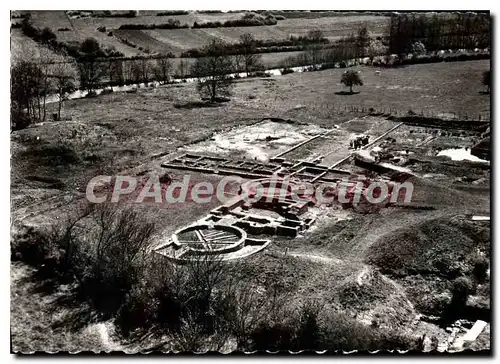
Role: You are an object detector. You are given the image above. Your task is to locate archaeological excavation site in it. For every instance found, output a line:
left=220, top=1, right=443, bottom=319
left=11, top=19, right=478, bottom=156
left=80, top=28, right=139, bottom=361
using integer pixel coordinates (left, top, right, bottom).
left=10, top=9, right=491, bottom=355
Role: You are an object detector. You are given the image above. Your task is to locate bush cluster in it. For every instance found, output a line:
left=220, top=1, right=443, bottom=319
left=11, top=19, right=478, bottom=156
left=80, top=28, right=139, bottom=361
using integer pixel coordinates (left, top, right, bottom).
left=280, top=67, right=294, bottom=75
left=12, top=204, right=155, bottom=316
left=193, top=13, right=278, bottom=29
left=375, top=51, right=490, bottom=68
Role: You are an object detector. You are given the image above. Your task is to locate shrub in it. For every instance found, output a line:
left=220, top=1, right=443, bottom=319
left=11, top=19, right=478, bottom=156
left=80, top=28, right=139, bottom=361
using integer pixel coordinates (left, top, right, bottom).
left=22, top=143, right=79, bottom=166
left=280, top=67, right=294, bottom=75
left=293, top=301, right=323, bottom=350
left=451, top=276, right=473, bottom=307
left=250, top=322, right=296, bottom=351
left=411, top=41, right=426, bottom=56
left=10, top=108, right=32, bottom=131
left=40, top=27, right=56, bottom=44
left=472, top=257, right=489, bottom=283
left=11, top=226, right=57, bottom=267
left=116, top=254, right=228, bottom=342
left=72, top=205, right=156, bottom=316
left=251, top=71, right=271, bottom=77
left=14, top=204, right=157, bottom=318
left=101, top=88, right=114, bottom=95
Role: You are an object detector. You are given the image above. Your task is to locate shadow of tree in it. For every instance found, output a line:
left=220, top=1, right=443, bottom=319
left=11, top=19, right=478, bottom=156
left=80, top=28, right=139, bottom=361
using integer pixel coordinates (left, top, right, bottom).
left=49, top=290, right=104, bottom=333
left=17, top=268, right=104, bottom=333
left=334, top=91, right=361, bottom=96
left=173, top=101, right=222, bottom=109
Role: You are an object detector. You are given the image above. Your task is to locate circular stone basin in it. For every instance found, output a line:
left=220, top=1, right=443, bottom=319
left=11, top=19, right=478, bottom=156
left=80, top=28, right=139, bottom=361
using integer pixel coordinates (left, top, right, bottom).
left=171, top=224, right=246, bottom=255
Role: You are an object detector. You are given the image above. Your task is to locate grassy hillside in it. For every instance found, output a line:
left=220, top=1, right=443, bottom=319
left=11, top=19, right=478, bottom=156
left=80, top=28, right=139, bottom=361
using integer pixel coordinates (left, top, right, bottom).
left=10, top=29, right=64, bottom=63
left=366, top=215, right=489, bottom=277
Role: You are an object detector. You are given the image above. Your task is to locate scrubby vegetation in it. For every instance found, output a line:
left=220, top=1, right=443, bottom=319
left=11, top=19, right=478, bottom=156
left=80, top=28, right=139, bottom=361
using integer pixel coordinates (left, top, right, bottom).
left=366, top=216, right=489, bottom=279
left=366, top=216, right=490, bottom=323
left=11, top=204, right=423, bottom=351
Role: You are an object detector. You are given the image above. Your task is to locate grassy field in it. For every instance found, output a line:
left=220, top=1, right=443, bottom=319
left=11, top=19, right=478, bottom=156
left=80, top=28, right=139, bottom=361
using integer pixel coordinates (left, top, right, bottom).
left=10, top=59, right=490, bottom=212
left=15, top=11, right=388, bottom=59
left=270, top=60, right=491, bottom=119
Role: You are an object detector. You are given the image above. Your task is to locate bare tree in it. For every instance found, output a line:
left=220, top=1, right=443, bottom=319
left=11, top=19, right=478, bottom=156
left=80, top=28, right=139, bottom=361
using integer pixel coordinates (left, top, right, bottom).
left=130, top=60, right=142, bottom=85
left=356, top=27, right=370, bottom=57
left=177, top=58, right=189, bottom=79
left=109, top=59, right=124, bottom=87
left=33, top=49, right=54, bottom=122
left=307, top=29, right=324, bottom=42
left=10, top=60, right=44, bottom=129
left=139, top=59, right=151, bottom=84
left=50, top=62, right=77, bottom=120
left=154, top=57, right=172, bottom=84
left=78, top=38, right=103, bottom=94
left=191, top=40, right=235, bottom=102
left=367, top=39, right=386, bottom=64
left=239, top=33, right=262, bottom=76
left=233, top=54, right=246, bottom=74
left=216, top=278, right=267, bottom=350
left=306, top=44, right=323, bottom=70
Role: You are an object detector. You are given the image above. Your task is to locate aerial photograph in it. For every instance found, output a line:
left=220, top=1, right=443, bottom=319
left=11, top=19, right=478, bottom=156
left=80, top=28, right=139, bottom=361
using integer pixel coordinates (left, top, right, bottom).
left=10, top=9, right=490, bottom=354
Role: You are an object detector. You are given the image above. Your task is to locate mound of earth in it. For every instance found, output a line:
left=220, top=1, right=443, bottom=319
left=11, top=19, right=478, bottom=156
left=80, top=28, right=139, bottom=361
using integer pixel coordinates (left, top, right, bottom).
left=365, top=215, right=489, bottom=279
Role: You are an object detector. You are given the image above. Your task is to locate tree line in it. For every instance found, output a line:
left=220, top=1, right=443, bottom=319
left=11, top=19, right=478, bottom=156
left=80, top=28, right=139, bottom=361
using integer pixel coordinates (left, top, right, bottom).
left=387, top=12, right=490, bottom=55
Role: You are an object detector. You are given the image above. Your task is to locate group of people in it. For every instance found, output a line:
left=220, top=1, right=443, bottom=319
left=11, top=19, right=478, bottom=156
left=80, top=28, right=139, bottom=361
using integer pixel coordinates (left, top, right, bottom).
left=349, top=135, right=370, bottom=150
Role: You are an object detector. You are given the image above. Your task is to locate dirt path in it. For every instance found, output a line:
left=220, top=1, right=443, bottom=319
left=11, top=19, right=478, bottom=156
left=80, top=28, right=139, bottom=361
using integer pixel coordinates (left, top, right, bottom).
left=287, top=251, right=342, bottom=264
left=94, top=322, right=123, bottom=352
